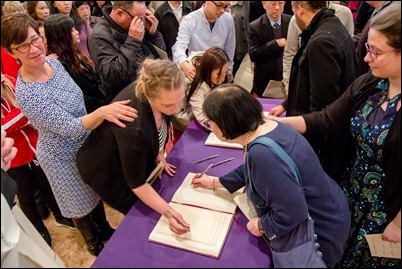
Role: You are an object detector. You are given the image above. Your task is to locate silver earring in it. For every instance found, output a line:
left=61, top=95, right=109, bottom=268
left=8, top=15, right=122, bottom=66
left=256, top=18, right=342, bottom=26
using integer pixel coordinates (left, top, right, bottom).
left=16, top=58, right=21, bottom=65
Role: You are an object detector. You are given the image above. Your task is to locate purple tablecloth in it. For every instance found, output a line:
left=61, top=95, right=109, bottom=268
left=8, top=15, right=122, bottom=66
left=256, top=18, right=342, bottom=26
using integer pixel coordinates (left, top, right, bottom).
left=92, top=98, right=283, bottom=268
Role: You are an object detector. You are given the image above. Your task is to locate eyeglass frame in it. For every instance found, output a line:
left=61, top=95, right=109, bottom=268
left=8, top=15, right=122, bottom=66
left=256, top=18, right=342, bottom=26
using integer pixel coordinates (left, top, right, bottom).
left=120, top=8, right=135, bottom=19
left=10, top=36, right=43, bottom=54
left=211, top=1, right=231, bottom=11
left=365, top=42, right=397, bottom=60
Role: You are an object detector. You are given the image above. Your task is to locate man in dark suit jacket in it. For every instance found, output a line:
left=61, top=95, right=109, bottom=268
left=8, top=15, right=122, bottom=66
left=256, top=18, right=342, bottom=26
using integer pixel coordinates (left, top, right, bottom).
left=154, top=1, right=195, bottom=59
left=248, top=1, right=291, bottom=97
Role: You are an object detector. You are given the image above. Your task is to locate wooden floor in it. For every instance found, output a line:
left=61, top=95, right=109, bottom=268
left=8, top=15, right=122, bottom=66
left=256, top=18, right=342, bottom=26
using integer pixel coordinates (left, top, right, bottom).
left=43, top=203, right=125, bottom=268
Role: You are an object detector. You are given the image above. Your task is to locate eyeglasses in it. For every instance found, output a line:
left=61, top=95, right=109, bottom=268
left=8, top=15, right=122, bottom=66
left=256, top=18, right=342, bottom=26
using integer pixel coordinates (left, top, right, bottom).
left=212, top=1, right=231, bottom=11
left=120, top=8, right=134, bottom=19
left=365, top=42, right=396, bottom=60
left=10, top=36, right=43, bottom=54
left=267, top=1, right=286, bottom=8
left=204, top=120, right=211, bottom=129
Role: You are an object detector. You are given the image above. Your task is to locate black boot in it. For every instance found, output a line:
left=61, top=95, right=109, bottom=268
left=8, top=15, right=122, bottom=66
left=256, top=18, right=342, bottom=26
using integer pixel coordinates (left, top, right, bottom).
left=73, top=214, right=104, bottom=256
left=91, top=201, right=115, bottom=242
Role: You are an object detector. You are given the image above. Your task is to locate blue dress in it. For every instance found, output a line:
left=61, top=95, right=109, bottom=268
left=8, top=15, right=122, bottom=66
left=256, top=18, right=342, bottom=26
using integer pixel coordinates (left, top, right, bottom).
left=339, top=80, right=401, bottom=267
left=15, top=58, right=99, bottom=218
left=220, top=122, right=351, bottom=266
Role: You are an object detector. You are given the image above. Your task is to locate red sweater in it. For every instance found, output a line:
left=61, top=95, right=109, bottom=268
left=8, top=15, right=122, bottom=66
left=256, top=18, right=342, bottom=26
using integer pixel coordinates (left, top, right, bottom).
left=1, top=74, right=38, bottom=168
left=1, top=47, right=21, bottom=79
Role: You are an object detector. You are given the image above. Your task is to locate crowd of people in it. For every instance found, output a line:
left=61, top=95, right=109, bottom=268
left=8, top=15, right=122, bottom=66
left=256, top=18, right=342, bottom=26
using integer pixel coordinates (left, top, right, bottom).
left=1, top=1, right=400, bottom=268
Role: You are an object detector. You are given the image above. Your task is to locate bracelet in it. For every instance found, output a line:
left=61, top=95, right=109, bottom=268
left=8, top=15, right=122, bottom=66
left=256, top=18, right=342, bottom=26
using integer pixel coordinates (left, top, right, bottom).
left=212, top=177, right=216, bottom=191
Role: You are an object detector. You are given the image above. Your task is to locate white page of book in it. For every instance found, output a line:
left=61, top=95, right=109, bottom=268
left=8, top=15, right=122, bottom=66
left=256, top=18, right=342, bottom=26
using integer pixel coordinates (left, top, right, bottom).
left=171, top=173, right=238, bottom=214
left=204, top=111, right=269, bottom=150
left=204, top=132, right=243, bottom=149
left=149, top=202, right=233, bottom=258
left=233, top=192, right=258, bottom=221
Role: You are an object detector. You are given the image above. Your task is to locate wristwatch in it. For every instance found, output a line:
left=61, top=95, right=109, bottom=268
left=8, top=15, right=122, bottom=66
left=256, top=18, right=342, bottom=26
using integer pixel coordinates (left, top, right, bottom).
left=257, top=218, right=265, bottom=234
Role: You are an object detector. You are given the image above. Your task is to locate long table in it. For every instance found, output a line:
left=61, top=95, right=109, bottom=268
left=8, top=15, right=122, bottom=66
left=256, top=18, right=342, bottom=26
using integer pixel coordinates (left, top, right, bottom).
left=92, top=98, right=283, bottom=268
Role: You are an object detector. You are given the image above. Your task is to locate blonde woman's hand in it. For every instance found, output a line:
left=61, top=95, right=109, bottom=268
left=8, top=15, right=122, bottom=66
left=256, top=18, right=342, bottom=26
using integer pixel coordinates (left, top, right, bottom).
left=156, top=152, right=176, bottom=177
left=103, top=100, right=138, bottom=128
left=163, top=162, right=176, bottom=177
left=166, top=208, right=190, bottom=234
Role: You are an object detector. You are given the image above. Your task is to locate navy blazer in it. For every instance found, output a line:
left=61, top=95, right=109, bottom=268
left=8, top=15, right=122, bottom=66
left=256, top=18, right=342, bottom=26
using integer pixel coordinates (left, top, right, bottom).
left=248, top=14, right=291, bottom=95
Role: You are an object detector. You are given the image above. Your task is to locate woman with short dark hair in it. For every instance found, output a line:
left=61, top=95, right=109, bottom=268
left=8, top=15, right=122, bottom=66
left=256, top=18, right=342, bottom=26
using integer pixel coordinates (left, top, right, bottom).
left=193, top=83, right=351, bottom=267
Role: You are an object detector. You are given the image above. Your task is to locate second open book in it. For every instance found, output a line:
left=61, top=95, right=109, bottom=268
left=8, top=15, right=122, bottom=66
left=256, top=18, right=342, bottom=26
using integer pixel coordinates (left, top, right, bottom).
left=149, top=172, right=241, bottom=258
left=204, top=112, right=270, bottom=150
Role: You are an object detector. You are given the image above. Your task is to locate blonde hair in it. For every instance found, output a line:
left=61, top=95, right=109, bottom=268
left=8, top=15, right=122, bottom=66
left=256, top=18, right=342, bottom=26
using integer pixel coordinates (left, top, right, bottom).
left=3, top=1, right=25, bottom=14
left=135, top=59, right=185, bottom=101
left=1, top=74, right=18, bottom=118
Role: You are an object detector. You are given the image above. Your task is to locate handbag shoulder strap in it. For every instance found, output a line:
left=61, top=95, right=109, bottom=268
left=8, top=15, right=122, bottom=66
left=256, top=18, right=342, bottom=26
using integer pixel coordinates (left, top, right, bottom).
left=249, top=136, right=302, bottom=186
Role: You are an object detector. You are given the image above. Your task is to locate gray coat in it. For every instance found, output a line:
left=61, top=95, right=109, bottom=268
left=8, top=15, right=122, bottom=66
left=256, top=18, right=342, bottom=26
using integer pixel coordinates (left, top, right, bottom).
left=89, top=6, right=166, bottom=101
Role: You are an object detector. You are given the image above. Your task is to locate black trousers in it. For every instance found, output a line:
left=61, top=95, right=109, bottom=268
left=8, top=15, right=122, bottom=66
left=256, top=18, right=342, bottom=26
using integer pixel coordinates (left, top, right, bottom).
left=7, top=159, right=64, bottom=231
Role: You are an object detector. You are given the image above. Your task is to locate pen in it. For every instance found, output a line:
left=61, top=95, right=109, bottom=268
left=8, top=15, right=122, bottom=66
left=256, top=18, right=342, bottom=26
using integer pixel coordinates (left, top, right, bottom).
left=194, top=154, right=220, bottom=164
left=211, top=157, right=235, bottom=168
left=197, top=157, right=235, bottom=178
left=199, top=163, right=214, bottom=177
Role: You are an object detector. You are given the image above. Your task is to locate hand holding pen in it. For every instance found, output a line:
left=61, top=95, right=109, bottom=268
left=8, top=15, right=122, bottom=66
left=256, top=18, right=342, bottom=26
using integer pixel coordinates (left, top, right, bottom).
left=166, top=209, right=190, bottom=234
left=192, top=157, right=234, bottom=189
left=192, top=174, right=220, bottom=190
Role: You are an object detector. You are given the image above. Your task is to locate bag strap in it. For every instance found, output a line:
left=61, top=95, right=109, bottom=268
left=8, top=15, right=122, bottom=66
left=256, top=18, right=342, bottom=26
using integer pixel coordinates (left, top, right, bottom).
left=249, top=136, right=302, bottom=186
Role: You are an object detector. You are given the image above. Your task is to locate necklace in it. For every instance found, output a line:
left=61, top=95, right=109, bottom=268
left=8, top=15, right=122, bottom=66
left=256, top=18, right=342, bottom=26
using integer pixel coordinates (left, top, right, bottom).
left=243, top=131, right=252, bottom=156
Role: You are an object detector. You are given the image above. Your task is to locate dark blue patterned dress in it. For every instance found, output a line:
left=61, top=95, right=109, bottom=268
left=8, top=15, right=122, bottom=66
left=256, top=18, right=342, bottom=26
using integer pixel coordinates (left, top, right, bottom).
left=339, top=80, right=401, bottom=267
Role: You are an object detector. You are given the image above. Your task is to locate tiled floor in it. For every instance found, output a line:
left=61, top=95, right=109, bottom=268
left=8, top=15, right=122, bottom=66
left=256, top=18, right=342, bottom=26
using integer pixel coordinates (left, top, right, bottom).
left=43, top=203, right=124, bottom=268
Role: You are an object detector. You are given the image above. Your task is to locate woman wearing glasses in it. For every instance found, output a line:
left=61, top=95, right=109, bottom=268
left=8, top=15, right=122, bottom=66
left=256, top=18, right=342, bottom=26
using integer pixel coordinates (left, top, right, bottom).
left=272, top=4, right=401, bottom=267
left=1, top=13, right=137, bottom=256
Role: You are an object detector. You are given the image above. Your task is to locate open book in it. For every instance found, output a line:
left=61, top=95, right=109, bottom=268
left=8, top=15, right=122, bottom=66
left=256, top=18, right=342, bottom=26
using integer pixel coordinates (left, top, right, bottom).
left=146, top=162, right=164, bottom=185
left=149, top=172, right=239, bottom=258
left=204, top=112, right=269, bottom=150
left=233, top=192, right=258, bottom=221
left=205, top=132, right=243, bottom=149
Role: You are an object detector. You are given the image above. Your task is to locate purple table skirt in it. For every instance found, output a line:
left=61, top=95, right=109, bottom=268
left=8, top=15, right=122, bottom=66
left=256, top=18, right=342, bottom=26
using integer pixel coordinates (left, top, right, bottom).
left=92, top=99, right=284, bottom=268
